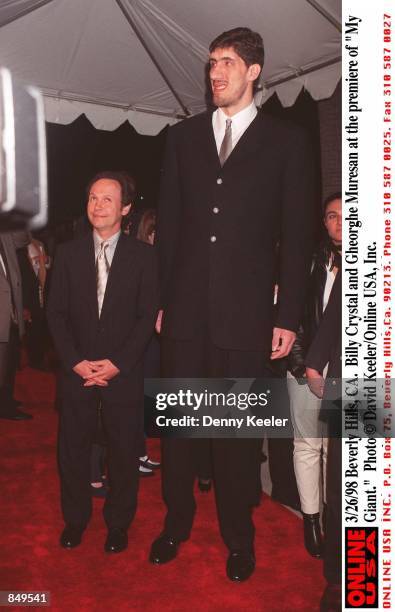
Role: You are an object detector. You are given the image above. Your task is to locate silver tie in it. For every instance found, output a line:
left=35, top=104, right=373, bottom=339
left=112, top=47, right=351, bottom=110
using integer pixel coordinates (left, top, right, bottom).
left=219, top=118, right=232, bottom=166
left=96, top=242, right=110, bottom=316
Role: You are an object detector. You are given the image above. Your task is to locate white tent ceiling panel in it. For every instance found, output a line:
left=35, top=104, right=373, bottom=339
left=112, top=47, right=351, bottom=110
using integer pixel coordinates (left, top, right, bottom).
left=43, top=96, right=179, bottom=134
left=0, top=0, right=176, bottom=108
left=0, top=0, right=341, bottom=133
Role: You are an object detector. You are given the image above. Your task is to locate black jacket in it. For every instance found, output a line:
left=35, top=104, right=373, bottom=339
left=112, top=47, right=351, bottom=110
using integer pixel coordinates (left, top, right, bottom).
left=156, top=109, right=315, bottom=352
left=288, top=245, right=337, bottom=378
left=47, top=233, right=159, bottom=401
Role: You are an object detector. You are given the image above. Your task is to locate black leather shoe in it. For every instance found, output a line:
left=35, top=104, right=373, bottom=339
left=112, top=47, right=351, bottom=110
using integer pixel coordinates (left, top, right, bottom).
left=226, top=550, right=255, bottom=582
left=320, top=583, right=341, bottom=611
left=60, top=525, right=84, bottom=549
left=303, top=512, right=323, bottom=558
left=149, top=534, right=180, bottom=564
left=105, top=528, right=128, bottom=553
left=0, top=408, right=33, bottom=420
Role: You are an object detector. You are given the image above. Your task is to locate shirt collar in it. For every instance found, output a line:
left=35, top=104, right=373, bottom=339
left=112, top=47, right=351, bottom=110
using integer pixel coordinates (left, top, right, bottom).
left=215, top=100, right=257, bottom=131
left=93, top=229, right=121, bottom=252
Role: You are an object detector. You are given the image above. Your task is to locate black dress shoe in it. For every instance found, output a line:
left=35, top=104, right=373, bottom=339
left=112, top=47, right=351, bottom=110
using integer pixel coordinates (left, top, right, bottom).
left=60, top=525, right=84, bottom=549
left=0, top=408, right=33, bottom=420
left=320, top=583, right=341, bottom=611
left=198, top=478, right=212, bottom=492
left=226, top=550, right=255, bottom=582
left=303, top=512, right=324, bottom=558
left=149, top=534, right=180, bottom=564
left=105, top=528, right=128, bottom=553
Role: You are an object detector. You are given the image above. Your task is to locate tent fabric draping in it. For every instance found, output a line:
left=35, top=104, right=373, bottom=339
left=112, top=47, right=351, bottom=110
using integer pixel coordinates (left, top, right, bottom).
left=0, top=0, right=340, bottom=133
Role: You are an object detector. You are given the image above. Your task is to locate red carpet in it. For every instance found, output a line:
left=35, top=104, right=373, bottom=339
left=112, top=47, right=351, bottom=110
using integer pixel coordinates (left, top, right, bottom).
left=0, top=367, right=325, bottom=611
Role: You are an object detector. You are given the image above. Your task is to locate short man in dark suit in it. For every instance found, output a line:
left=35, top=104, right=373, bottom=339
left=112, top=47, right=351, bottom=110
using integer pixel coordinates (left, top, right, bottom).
left=47, top=171, right=158, bottom=553
left=150, top=27, right=314, bottom=581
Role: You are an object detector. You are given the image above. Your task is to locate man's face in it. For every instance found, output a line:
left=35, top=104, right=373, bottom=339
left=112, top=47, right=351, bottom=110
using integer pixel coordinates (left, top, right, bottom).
left=87, top=179, right=130, bottom=236
left=209, top=46, right=261, bottom=115
left=324, top=198, right=342, bottom=245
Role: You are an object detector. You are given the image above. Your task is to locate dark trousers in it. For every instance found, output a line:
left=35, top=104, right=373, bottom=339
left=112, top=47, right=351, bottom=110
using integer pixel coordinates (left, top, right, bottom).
left=324, top=436, right=341, bottom=583
left=0, top=323, right=20, bottom=413
left=58, top=383, right=141, bottom=530
left=160, top=334, right=266, bottom=551
left=25, top=309, right=48, bottom=368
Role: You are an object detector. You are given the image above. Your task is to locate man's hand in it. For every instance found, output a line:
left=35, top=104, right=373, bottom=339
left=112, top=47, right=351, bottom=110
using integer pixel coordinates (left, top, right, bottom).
left=84, top=359, right=120, bottom=387
left=155, top=310, right=163, bottom=334
left=72, top=360, right=108, bottom=387
left=270, top=327, right=296, bottom=360
left=306, top=367, right=325, bottom=398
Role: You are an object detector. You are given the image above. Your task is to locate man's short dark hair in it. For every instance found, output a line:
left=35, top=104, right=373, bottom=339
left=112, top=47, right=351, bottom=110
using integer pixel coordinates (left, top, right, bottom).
left=86, top=171, right=137, bottom=206
left=209, top=27, right=264, bottom=92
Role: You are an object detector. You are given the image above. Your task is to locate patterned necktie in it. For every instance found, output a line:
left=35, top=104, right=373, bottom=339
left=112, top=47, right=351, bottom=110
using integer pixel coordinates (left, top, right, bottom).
left=219, top=118, right=232, bottom=166
left=96, top=242, right=110, bottom=316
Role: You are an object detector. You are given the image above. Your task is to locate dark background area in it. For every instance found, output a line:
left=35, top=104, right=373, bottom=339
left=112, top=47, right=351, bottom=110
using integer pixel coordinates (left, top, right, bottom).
left=45, top=89, right=322, bottom=233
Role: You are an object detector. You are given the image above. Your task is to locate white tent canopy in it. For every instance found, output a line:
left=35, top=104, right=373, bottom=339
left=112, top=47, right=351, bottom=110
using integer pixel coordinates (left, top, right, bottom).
left=0, top=0, right=341, bottom=134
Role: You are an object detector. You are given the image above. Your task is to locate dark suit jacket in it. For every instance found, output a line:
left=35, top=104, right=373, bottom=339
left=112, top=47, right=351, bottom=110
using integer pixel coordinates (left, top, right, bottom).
left=305, top=270, right=341, bottom=379
left=47, top=233, right=159, bottom=401
left=17, top=248, right=41, bottom=316
left=156, top=110, right=315, bottom=352
left=0, top=232, right=29, bottom=342
left=306, top=270, right=341, bottom=434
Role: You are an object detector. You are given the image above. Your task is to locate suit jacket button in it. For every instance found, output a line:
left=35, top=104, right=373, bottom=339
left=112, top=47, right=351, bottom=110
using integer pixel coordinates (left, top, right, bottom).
left=216, top=178, right=223, bottom=185
left=213, top=207, right=219, bottom=214
left=210, top=235, right=217, bottom=243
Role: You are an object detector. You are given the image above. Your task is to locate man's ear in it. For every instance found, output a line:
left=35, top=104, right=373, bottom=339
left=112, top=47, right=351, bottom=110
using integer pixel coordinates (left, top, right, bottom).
left=121, top=203, right=132, bottom=216
left=248, top=63, right=261, bottom=82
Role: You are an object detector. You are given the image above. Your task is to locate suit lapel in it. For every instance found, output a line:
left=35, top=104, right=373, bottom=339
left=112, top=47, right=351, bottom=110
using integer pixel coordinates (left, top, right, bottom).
left=192, top=110, right=267, bottom=173
left=191, top=112, right=221, bottom=173
left=100, top=233, right=130, bottom=319
left=79, top=235, right=99, bottom=318
left=221, top=111, right=264, bottom=170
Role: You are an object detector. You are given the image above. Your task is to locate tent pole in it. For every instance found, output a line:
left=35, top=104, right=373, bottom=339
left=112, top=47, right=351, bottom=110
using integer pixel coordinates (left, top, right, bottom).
left=0, top=0, right=57, bottom=28
left=305, top=0, right=341, bottom=32
left=114, top=0, right=190, bottom=117
left=41, top=90, right=187, bottom=120
left=262, top=55, right=341, bottom=89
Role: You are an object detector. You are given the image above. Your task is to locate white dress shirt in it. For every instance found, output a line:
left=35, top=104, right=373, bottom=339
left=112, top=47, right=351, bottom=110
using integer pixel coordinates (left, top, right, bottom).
left=93, top=230, right=121, bottom=267
left=323, top=265, right=336, bottom=312
left=212, top=101, right=258, bottom=155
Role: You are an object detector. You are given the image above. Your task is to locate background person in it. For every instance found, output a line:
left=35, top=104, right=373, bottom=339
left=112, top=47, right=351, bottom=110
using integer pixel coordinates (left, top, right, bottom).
left=18, top=236, right=51, bottom=370
left=305, top=269, right=342, bottom=611
left=287, top=193, right=342, bottom=558
left=0, top=232, right=32, bottom=421
left=136, top=209, right=161, bottom=476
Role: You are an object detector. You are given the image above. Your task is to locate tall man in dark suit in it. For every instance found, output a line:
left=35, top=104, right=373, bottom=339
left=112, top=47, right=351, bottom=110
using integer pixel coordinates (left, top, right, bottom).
left=150, top=28, right=314, bottom=581
left=0, top=232, right=32, bottom=420
left=47, top=171, right=158, bottom=553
